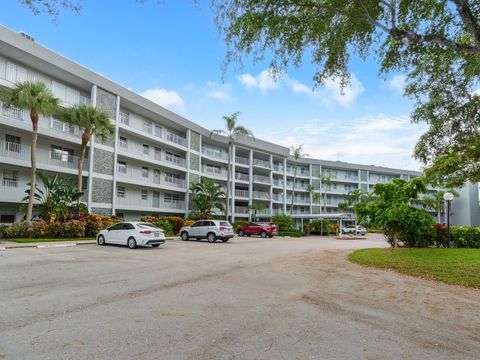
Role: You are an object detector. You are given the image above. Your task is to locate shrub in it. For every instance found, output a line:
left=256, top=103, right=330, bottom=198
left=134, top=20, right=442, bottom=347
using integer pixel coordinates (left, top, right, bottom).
left=161, top=216, right=185, bottom=235
left=58, top=220, right=85, bottom=238
left=84, top=214, right=117, bottom=237
left=272, top=214, right=295, bottom=231
left=4, top=222, right=32, bottom=238
left=139, top=216, right=158, bottom=224
left=451, top=226, right=480, bottom=248
left=308, top=219, right=333, bottom=235
left=0, top=224, right=8, bottom=238
left=233, top=220, right=249, bottom=232
left=151, top=220, right=173, bottom=236
left=184, top=219, right=195, bottom=227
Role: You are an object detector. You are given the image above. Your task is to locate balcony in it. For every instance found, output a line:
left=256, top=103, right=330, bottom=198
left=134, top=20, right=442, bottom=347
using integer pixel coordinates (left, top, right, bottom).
left=0, top=140, right=85, bottom=174
left=253, top=191, right=270, bottom=200
left=253, top=174, right=270, bottom=184
left=116, top=196, right=185, bottom=212
left=202, top=147, right=229, bottom=161
left=117, top=167, right=186, bottom=190
left=253, top=158, right=271, bottom=169
left=235, top=206, right=249, bottom=215
left=117, top=141, right=187, bottom=169
left=235, top=172, right=249, bottom=182
left=201, top=165, right=228, bottom=179
left=235, top=189, right=249, bottom=198
left=273, top=164, right=284, bottom=172
left=235, top=156, right=249, bottom=166
left=118, top=114, right=187, bottom=148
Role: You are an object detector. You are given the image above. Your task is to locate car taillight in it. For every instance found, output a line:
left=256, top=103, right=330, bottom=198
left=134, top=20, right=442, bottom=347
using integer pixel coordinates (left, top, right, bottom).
left=219, top=226, right=225, bottom=231
left=140, top=230, right=152, bottom=234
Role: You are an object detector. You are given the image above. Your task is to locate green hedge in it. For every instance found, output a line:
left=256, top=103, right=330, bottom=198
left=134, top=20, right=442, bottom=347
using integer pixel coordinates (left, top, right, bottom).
left=277, top=231, right=304, bottom=237
left=451, top=226, right=480, bottom=248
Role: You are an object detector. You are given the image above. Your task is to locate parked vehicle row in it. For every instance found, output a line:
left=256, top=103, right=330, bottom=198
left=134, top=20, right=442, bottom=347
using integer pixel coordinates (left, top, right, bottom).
left=341, top=225, right=367, bottom=236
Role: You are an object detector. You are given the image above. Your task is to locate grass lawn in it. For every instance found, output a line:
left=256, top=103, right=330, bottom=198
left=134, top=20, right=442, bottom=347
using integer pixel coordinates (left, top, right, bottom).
left=6, top=237, right=96, bottom=243
left=348, top=248, right=480, bottom=288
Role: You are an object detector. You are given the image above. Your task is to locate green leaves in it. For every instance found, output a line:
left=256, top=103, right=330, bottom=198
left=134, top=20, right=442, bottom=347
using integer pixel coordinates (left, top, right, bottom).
left=59, top=105, right=114, bottom=143
left=189, top=177, right=226, bottom=218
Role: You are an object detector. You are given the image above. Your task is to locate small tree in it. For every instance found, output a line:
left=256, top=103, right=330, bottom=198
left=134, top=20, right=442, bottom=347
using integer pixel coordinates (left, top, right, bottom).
left=354, top=178, right=434, bottom=248
left=248, top=202, right=267, bottom=221
left=289, top=145, right=308, bottom=215
left=59, top=105, right=114, bottom=201
left=189, top=177, right=226, bottom=219
left=272, top=213, right=294, bottom=231
left=421, top=189, right=459, bottom=223
left=1, top=81, right=59, bottom=223
left=320, top=174, right=334, bottom=214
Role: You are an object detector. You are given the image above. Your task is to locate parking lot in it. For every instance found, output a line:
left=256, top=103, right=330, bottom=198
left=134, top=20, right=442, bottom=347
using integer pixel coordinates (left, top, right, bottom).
left=1, top=235, right=479, bottom=359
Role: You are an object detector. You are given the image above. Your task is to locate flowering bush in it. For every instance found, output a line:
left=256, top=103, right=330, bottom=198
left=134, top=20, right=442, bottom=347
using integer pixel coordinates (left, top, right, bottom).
left=184, top=219, right=195, bottom=227
left=58, top=220, right=85, bottom=238
left=139, top=216, right=186, bottom=235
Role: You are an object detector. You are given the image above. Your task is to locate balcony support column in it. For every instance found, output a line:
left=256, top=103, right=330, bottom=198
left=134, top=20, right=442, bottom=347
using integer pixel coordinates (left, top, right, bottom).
left=283, top=158, right=287, bottom=214
left=248, top=150, right=253, bottom=220
left=185, top=129, right=191, bottom=217
left=231, top=144, right=236, bottom=224
left=111, top=95, right=120, bottom=215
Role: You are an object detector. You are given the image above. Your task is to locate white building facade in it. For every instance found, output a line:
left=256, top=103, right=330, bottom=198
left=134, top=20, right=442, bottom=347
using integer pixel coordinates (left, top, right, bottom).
left=0, top=26, right=477, bottom=226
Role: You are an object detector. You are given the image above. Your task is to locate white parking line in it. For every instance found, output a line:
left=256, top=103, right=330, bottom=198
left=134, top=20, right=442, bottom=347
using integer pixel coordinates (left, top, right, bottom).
left=36, top=243, right=77, bottom=249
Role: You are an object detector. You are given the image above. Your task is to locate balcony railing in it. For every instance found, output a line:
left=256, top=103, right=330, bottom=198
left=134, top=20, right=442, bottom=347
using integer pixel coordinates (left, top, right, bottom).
left=0, top=140, right=84, bottom=171
left=235, top=172, right=249, bottom=182
left=117, top=168, right=185, bottom=189
left=202, top=147, right=228, bottom=161
left=235, top=156, right=249, bottom=165
left=253, top=191, right=270, bottom=199
left=119, top=115, right=187, bottom=147
left=202, top=165, right=228, bottom=178
left=235, top=189, right=249, bottom=198
left=253, top=175, right=270, bottom=184
left=116, top=196, right=185, bottom=210
left=117, top=141, right=187, bottom=168
left=273, top=164, right=284, bottom=172
left=235, top=206, right=249, bottom=214
left=253, top=158, right=271, bottom=168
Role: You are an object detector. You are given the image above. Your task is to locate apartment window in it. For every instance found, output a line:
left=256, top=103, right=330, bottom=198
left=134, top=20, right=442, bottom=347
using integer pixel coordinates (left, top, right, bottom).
left=206, top=164, right=221, bottom=174
left=143, top=144, right=150, bottom=155
left=117, top=186, right=125, bottom=198
left=164, top=172, right=180, bottom=184
left=143, top=120, right=152, bottom=134
left=116, top=212, right=124, bottom=219
left=119, top=136, right=128, bottom=149
left=142, top=167, right=149, bottom=178
left=119, top=111, right=129, bottom=125
left=51, top=145, right=74, bottom=162
left=344, top=184, right=352, bottom=191
left=5, top=134, right=20, bottom=152
left=2, top=170, right=18, bottom=187
left=165, top=151, right=182, bottom=165
left=117, top=161, right=127, bottom=174
left=141, top=189, right=148, bottom=200
left=154, top=125, right=162, bottom=138
left=2, top=105, right=23, bottom=120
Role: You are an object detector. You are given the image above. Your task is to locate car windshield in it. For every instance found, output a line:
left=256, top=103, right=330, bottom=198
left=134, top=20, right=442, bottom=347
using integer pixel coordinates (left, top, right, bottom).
left=220, top=221, right=231, bottom=226
left=137, top=223, right=160, bottom=229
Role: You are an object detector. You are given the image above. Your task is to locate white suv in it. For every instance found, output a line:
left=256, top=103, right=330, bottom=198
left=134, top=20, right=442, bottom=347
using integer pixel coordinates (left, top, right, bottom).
left=341, top=225, right=367, bottom=236
left=180, top=220, right=234, bottom=243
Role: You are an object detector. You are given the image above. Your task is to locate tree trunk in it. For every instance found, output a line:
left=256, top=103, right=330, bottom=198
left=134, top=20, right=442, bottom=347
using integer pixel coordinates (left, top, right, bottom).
left=27, top=109, right=39, bottom=224
left=77, top=133, right=89, bottom=214
left=226, top=142, right=232, bottom=222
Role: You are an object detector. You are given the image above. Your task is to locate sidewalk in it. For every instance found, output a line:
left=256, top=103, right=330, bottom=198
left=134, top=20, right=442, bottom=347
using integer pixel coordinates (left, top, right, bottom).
left=0, top=237, right=178, bottom=250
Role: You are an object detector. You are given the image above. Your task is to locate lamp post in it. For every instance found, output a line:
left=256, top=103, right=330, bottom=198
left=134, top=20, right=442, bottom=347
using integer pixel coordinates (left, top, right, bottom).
left=443, top=192, right=454, bottom=248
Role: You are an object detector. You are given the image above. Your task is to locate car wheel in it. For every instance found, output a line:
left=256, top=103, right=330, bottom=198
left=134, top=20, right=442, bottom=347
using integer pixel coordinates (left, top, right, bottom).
left=260, top=231, right=268, bottom=238
left=181, top=231, right=189, bottom=241
left=97, top=235, right=106, bottom=246
left=128, top=237, right=137, bottom=249
left=207, top=232, right=217, bottom=243
left=151, top=244, right=160, bottom=248
left=238, top=230, right=245, bottom=237
left=269, top=235, right=274, bottom=238
left=222, top=238, right=229, bottom=242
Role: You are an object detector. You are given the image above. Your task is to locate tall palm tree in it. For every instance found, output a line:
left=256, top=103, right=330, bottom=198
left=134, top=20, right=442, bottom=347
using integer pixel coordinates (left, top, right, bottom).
left=59, top=105, right=113, bottom=197
left=0, top=81, right=59, bottom=223
left=211, top=112, right=254, bottom=222
left=289, top=145, right=308, bottom=215
left=320, top=174, right=334, bottom=213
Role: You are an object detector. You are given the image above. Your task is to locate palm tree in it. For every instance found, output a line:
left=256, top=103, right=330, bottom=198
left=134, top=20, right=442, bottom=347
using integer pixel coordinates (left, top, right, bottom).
left=59, top=105, right=113, bottom=198
left=249, top=202, right=267, bottom=221
left=421, top=189, right=459, bottom=223
left=320, top=174, right=334, bottom=213
left=189, top=177, right=226, bottom=219
left=211, top=112, right=254, bottom=222
left=289, top=145, right=308, bottom=215
left=0, top=81, right=59, bottom=223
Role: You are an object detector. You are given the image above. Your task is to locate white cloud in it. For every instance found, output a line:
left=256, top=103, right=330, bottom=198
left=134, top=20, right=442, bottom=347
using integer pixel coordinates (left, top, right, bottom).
left=206, top=81, right=231, bottom=100
left=257, top=114, right=426, bottom=170
left=140, top=88, right=185, bottom=111
left=323, top=75, right=364, bottom=107
left=286, top=78, right=312, bottom=95
left=389, top=75, right=406, bottom=93
left=238, top=69, right=281, bottom=94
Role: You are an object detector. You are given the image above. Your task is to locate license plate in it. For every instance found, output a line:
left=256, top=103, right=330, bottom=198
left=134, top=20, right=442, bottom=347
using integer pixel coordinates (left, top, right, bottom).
left=154, top=232, right=160, bottom=237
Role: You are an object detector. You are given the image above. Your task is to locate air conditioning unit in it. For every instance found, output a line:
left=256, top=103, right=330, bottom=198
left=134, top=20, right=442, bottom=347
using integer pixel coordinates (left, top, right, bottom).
left=19, top=31, right=35, bottom=42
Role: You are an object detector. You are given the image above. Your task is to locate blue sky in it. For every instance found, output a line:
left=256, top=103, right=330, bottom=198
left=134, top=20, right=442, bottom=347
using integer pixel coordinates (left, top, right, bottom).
left=2, top=0, right=426, bottom=170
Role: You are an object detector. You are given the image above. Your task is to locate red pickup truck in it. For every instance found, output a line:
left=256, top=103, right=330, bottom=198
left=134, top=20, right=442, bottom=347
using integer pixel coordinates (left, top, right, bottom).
left=237, top=222, right=278, bottom=238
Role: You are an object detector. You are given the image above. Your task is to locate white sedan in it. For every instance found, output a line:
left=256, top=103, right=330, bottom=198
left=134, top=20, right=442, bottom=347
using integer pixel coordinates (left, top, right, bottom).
left=97, top=222, right=166, bottom=249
